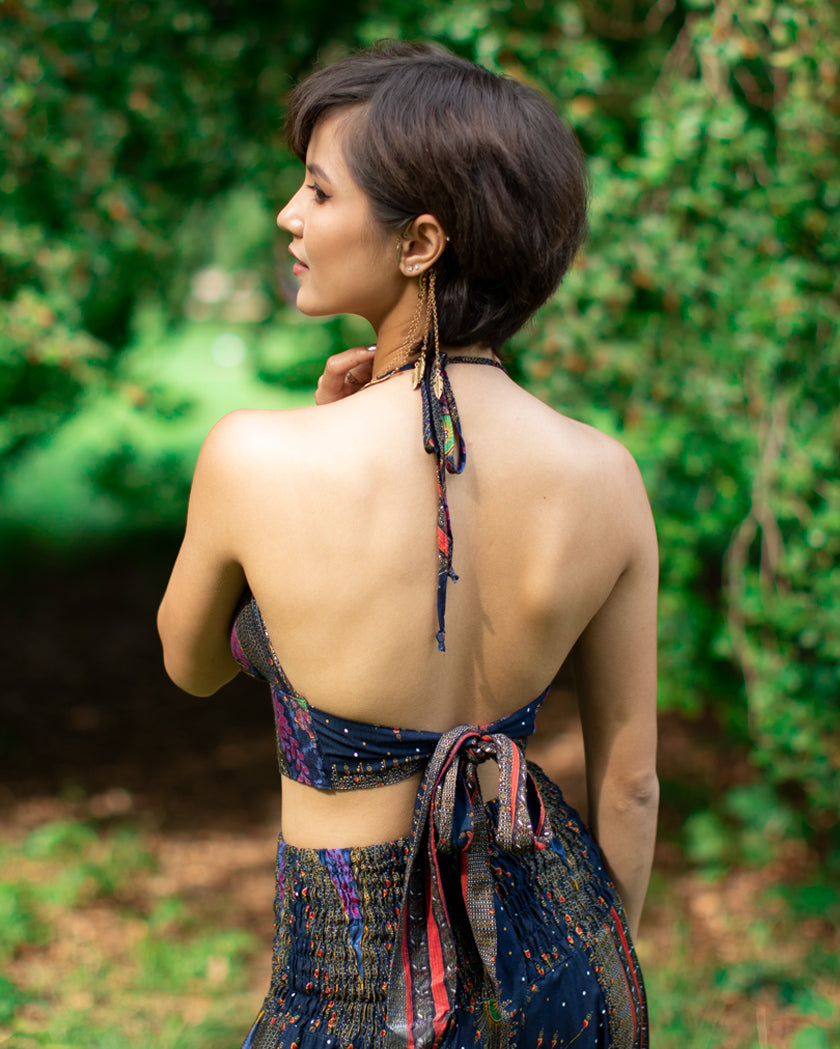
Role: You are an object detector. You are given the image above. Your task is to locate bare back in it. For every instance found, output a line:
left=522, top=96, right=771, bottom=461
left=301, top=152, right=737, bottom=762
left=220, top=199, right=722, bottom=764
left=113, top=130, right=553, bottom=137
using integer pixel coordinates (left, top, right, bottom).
left=197, top=363, right=654, bottom=844
left=235, top=369, right=612, bottom=715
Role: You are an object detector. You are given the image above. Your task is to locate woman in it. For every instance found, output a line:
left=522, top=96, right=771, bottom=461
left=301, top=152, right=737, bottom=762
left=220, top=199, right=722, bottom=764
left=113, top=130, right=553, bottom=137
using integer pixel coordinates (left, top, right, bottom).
left=158, top=41, right=658, bottom=1049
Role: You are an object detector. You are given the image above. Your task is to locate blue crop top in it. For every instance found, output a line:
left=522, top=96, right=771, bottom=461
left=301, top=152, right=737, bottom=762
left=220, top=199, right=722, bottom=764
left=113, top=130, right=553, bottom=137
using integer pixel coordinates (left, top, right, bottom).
left=229, top=353, right=548, bottom=791
left=231, top=597, right=547, bottom=790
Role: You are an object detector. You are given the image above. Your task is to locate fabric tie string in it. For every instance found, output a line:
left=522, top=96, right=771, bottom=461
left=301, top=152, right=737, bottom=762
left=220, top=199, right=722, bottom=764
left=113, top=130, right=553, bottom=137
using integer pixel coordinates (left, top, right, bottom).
left=416, top=353, right=504, bottom=651
left=418, top=353, right=466, bottom=652
left=385, top=724, right=553, bottom=1049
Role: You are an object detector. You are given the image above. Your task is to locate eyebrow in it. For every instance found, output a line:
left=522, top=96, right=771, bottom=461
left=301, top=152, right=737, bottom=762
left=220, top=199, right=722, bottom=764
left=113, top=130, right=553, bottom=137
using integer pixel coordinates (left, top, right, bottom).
left=305, top=162, right=332, bottom=183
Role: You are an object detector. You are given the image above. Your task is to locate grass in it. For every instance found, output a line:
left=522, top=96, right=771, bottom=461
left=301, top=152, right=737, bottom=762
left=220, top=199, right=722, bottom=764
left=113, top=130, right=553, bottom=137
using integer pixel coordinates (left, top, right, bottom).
left=637, top=864, right=840, bottom=1049
left=0, top=818, right=261, bottom=1048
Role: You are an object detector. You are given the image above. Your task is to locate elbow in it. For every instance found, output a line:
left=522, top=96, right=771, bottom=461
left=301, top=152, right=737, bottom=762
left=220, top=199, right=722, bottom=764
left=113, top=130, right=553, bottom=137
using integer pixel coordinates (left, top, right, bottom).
left=157, top=604, right=228, bottom=698
left=630, top=770, right=659, bottom=808
left=159, top=635, right=206, bottom=696
left=159, top=635, right=235, bottom=697
left=623, top=771, right=659, bottom=813
left=161, top=650, right=221, bottom=697
left=601, top=769, right=660, bottom=816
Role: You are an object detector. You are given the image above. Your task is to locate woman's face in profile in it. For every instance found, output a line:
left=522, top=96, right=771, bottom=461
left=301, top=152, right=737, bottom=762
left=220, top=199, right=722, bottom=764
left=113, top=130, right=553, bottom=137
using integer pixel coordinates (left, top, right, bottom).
left=276, top=111, right=404, bottom=328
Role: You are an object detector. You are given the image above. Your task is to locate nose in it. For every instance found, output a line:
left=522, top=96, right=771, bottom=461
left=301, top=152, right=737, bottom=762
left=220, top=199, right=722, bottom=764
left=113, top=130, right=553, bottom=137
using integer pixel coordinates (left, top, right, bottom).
left=277, top=189, right=304, bottom=236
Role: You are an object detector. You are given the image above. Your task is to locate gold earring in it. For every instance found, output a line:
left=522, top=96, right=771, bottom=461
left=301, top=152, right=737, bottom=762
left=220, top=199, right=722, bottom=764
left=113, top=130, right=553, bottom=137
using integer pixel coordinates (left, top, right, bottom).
left=390, top=269, right=426, bottom=379
left=411, top=268, right=440, bottom=391
left=424, top=268, right=442, bottom=397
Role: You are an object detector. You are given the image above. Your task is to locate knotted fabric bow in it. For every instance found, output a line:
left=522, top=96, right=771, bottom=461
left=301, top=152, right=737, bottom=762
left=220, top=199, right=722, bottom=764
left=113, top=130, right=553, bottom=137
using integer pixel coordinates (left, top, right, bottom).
left=385, top=724, right=554, bottom=1049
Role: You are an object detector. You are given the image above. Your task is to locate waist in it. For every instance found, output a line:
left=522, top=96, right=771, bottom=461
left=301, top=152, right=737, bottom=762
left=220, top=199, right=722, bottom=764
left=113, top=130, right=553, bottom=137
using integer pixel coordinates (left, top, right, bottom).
left=280, top=772, right=424, bottom=848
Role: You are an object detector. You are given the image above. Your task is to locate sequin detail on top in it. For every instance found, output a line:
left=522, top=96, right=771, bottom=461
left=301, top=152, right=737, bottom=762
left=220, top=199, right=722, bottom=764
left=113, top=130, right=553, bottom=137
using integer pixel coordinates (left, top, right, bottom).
left=231, top=597, right=547, bottom=791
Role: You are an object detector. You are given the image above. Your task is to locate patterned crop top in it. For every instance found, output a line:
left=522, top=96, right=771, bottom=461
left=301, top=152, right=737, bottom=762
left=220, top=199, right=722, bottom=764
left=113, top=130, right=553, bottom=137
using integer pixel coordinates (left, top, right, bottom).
left=229, top=352, right=548, bottom=791
left=231, top=596, right=547, bottom=790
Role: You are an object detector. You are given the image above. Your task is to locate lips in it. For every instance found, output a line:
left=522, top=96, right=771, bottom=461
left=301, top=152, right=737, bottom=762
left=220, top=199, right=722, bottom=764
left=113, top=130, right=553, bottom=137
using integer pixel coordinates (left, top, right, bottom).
left=289, top=248, right=309, bottom=277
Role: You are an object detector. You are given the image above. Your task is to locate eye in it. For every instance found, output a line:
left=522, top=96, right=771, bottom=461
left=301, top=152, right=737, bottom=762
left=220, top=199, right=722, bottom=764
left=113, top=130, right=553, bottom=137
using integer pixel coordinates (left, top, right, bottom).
left=306, top=182, right=330, bottom=203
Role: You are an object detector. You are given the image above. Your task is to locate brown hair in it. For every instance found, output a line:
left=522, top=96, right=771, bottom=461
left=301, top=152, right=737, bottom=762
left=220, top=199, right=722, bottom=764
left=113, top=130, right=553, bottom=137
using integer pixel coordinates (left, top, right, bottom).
left=286, top=41, right=588, bottom=349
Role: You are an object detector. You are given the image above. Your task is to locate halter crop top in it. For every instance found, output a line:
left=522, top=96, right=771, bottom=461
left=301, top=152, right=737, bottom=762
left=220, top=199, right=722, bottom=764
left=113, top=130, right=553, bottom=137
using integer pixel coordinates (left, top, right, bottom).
left=231, top=596, right=547, bottom=790
left=229, top=352, right=548, bottom=791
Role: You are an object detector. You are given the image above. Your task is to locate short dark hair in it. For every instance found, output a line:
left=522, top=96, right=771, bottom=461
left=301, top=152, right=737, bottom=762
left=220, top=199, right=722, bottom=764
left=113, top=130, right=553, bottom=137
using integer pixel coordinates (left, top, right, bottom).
left=286, top=41, right=588, bottom=349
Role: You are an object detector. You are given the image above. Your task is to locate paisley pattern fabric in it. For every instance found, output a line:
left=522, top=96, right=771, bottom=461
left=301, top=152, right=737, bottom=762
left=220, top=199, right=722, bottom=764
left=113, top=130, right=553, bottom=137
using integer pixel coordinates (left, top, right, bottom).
left=241, top=763, right=648, bottom=1049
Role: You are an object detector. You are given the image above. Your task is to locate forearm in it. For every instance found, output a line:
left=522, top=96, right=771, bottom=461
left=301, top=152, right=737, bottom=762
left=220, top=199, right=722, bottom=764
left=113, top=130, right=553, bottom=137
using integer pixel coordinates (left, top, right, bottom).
left=588, top=773, right=659, bottom=941
left=157, top=597, right=242, bottom=696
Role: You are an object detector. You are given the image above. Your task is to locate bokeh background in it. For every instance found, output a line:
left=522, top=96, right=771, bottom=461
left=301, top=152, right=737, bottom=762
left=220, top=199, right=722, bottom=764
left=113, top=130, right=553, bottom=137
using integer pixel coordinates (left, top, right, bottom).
left=1, top=1, right=838, bottom=1046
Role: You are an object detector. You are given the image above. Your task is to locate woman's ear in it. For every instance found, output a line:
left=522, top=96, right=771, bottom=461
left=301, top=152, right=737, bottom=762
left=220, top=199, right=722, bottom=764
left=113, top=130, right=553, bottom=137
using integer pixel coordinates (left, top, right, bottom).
left=398, top=213, right=449, bottom=276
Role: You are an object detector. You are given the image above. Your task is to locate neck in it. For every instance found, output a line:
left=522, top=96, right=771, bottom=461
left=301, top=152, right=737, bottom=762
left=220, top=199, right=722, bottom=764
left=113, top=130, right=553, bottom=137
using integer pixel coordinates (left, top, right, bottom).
left=371, top=335, right=497, bottom=380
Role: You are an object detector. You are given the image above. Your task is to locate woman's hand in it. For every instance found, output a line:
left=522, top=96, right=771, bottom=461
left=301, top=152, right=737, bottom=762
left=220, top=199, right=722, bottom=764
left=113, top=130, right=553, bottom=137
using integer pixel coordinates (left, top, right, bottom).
left=315, top=346, right=376, bottom=405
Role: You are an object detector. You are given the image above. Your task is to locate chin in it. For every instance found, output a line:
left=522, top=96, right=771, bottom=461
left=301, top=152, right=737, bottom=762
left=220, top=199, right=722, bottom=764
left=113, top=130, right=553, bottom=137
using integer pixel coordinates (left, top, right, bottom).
left=295, top=291, right=356, bottom=321
left=296, top=301, right=337, bottom=319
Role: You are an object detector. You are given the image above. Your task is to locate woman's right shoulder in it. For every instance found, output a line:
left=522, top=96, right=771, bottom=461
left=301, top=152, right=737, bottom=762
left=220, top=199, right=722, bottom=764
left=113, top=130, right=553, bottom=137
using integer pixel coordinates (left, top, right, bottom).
left=515, top=387, right=642, bottom=485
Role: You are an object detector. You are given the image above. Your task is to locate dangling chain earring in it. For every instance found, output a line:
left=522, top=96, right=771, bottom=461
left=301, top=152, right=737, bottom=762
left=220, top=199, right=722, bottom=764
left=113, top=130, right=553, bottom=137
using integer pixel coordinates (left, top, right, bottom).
left=424, top=267, right=443, bottom=397
left=364, top=267, right=432, bottom=389
left=403, top=269, right=428, bottom=371
left=413, top=268, right=440, bottom=391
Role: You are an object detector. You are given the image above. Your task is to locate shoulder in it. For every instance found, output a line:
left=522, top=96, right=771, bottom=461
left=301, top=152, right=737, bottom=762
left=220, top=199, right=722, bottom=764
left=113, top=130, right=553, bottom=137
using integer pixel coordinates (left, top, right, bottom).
left=511, top=388, right=656, bottom=557
left=563, top=417, right=655, bottom=545
left=512, top=385, right=646, bottom=495
left=195, top=405, right=323, bottom=476
left=201, top=405, right=312, bottom=450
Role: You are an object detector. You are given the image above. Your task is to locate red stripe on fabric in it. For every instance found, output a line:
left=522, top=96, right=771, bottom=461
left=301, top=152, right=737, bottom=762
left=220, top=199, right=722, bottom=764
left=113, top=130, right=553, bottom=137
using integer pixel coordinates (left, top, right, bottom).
left=531, top=768, right=547, bottom=839
left=437, top=527, right=449, bottom=555
left=610, top=906, right=641, bottom=1043
left=426, top=841, right=451, bottom=1036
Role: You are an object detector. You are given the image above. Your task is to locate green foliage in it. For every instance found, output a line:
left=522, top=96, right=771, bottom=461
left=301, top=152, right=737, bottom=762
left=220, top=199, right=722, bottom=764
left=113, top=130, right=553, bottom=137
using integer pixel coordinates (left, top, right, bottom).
left=0, top=0, right=369, bottom=465
left=135, top=927, right=256, bottom=991
left=0, top=882, right=47, bottom=962
left=3, top=0, right=838, bottom=855
left=23, top=817, right=98, bottom=859
left=684, top=780, right=813, bottom=872
left=793, top=1026, right=839, bottom=1049
left=0, top=975, right=26, bottom=1026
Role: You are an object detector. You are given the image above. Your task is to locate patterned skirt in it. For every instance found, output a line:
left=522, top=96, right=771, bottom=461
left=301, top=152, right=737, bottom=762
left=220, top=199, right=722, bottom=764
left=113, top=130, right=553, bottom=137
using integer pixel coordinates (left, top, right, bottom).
left=242, top=763, right=647, bottom=1049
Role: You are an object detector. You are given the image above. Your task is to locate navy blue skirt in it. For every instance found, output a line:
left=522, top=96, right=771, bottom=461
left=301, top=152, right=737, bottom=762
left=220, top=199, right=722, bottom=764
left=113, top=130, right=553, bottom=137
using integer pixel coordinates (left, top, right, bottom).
left=242, top=763, right=647, bottom=1049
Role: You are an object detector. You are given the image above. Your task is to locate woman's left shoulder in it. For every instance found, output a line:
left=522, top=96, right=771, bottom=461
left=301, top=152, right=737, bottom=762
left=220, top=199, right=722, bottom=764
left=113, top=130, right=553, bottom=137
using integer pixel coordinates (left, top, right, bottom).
left=197, top=406, right=317, bottom=471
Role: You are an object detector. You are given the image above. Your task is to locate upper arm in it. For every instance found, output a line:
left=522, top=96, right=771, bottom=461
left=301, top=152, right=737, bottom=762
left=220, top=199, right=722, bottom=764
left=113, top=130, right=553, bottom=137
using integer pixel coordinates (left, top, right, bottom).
left=572, top=447, right=659, bottom=799
left=157, top=412, right=252, bottom=696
